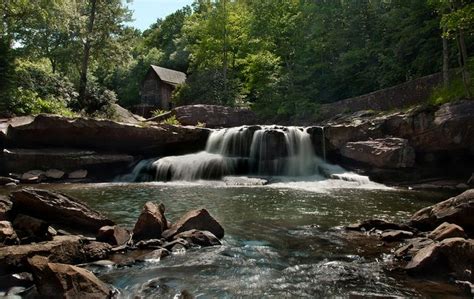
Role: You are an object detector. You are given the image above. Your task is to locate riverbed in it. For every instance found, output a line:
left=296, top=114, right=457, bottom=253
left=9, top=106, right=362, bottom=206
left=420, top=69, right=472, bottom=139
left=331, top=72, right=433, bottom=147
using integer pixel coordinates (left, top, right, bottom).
left=35, top=180, right=466, bottom=298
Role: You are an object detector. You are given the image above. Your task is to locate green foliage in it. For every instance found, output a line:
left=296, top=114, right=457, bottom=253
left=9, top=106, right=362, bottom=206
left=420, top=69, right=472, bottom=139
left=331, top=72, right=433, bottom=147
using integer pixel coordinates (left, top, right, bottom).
left=151, top=109, right=168, bottom=117
left=430, top=78, right=467, bottom=105
left=9, top=88, right=76, bottom=117
left=160, top=115, right=181, bottom=125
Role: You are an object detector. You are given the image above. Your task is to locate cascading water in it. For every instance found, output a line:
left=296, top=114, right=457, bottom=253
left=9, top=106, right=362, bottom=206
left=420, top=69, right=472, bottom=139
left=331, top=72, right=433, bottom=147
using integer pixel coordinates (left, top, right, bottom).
left=126, top=125, right=377, bottom=187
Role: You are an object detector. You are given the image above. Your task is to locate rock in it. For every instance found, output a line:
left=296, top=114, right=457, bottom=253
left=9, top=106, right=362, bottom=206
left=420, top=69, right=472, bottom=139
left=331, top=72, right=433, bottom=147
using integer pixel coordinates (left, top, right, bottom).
left=428, top=222, right=466, bottom=241
left=68, top=169, right=87, bottom=179
left=20, top=170, right=45, bottom=183
left=28, top=255, right=113, bottom=298
left=0, top=235, right=83, bottom=274
left=380, top=230, right=414, bottom=242
left=394, top=237, right=434, bottom=260
left=97, top=225, right=130, bottom=246
left=82, top=241, right=112, bottom=261
left=132, top=202, right=167, bottom=241
left=136, top=248, right=170, bottom=262
left=10, top=188, right=114, bottom=233
left=5, top=114, right=210, bottom=156
left=174, top=230, right=221, bottom=247
left=405, top=237, right=474, bottom=281
left=324, top=120, right=383, bottom=150
left=0, top=221, right=19, bottom=246
left=341, top=138, right=415, bottom=168
left=0, top=176, right=19, bottom=186
left=45, top=169, right=65, bottom=180
left=110, top=103, right=145, bottom=124
left=346, top=219, right=412, bottom=232
left=409, top=189, right=474, bottom=235
left=174, top=104, right=258, bottom=128
left=5, top=182, right=17, bottom=188
left=12, top=214, right=55, bottom=242
left=0, top=196, right=13, bottom=221
left=161, top=238, right=190, bottom=251
left=135, top=239, right=164, bottom=249
left=3, top=148, right=134, bottom=175
left=162, top=209, right=224, bottom=240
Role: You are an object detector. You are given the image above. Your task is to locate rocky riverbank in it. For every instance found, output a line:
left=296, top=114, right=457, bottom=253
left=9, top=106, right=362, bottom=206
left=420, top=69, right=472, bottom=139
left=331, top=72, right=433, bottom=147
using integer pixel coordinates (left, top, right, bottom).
left=345, top=189, right=474, bottom=297
left=0, top=188, right=224, bottom=297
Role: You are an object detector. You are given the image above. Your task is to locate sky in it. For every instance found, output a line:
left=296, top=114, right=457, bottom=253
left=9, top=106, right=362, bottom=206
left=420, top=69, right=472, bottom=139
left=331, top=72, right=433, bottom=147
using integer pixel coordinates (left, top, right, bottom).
left=126, top=0, right=194, bottom=31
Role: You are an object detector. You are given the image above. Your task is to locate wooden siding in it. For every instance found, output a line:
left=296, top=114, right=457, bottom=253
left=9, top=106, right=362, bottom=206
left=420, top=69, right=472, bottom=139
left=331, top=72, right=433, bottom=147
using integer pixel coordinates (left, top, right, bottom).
left=140, top=69, right=176, bottom=110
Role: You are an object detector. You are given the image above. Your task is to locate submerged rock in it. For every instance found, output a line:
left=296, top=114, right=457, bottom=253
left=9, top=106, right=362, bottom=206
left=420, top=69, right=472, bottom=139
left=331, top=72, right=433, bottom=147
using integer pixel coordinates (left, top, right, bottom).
left=162, top=209, right=224, bottom=240
left=28, top=255, right=113, bottom=298
left=340, top=138, right=415, bottom=168
left=428, top=222, right=466, bottom=241
left=380, top=230, right=413, bottom=242
left=132, top=202, right=168, bottom=241
left=10, top=188, right=114, bottom=233
left=409, top=189, right=474, bottom=235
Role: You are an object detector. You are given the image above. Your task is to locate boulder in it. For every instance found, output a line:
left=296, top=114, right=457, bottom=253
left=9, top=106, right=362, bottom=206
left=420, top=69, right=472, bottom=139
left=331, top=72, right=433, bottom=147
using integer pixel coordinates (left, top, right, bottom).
left=132, top=202, right=167, bottom=241
left=174, top=229, right=221, bottom=247
left=324, top=120, right=383, bottom=150
left=0, top=235, right=83, bottom=274
left=410, top=189, right=474, bottom=235
left=5, top=114, right=210, bottom=156
left=0, top=221, right=19, bottom=246
left=45, top=169, right=65, bottom=180
left=380, top=230, right=414, bottom=242
left=428, top=222, right=466, bottom=241
left=405, top=237, right=474, bottom=281
left=162, top=209, right=224, bottom=239
left=110, top=103, right=145, bottom=124
left=97, top=225, right=130, bottom=246
left=3, top=148, right=134, bottom=174
left=68, top=169, right=88, bottom=179
left=340, top=138, right=415, bottom=168
left=12, top=214, right=55, bottom=242
left=0, top=196, right=12, bottom=221
left=174, top=104, right=258, bottom=128
left=28, top=255, right=113, bottom=298
left=20, top=170, right=45, bottom=183
left=10, top=188, right=114, bottom=233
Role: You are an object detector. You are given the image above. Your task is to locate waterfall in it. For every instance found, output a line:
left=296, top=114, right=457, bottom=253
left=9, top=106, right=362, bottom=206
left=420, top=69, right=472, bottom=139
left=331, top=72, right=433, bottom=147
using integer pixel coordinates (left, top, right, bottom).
left=127, top=125, right=372, bottom=184
left=320, top=126, right=326, bottom=162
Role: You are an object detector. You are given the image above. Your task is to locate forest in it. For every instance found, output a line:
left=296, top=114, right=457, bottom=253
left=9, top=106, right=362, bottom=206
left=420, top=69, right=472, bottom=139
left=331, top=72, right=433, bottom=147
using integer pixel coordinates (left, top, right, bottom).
left=1, top=0, right=473, bottom=120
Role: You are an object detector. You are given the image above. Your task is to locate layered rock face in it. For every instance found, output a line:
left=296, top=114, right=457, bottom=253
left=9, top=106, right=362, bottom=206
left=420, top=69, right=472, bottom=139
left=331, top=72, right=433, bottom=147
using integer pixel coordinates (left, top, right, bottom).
left=315, top=100, right=474, bottom=182
left=174, top=104, right=258, bottom=128
left=1, top=114, right=210, bottom=178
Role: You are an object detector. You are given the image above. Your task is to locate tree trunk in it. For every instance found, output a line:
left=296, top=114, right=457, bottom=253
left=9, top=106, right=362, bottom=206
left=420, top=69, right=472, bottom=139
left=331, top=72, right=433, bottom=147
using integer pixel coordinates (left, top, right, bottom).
left=442, top=37, right=449, bottom=87
left=78, top=0, right=97, bottom=108
left=222, top=0, right=228, bottom=98
left=457, top=30, right=471, bottom=98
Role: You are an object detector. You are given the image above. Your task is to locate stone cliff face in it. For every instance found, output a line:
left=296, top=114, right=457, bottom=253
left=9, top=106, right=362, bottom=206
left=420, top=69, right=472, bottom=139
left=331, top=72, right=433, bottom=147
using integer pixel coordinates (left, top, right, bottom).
left=310, top=100, right=474, bottom=184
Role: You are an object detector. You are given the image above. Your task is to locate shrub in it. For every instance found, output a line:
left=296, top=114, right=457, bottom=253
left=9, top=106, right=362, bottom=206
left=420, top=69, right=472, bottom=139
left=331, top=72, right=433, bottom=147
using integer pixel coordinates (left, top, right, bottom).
left=161, top=115, right=181, bottom=125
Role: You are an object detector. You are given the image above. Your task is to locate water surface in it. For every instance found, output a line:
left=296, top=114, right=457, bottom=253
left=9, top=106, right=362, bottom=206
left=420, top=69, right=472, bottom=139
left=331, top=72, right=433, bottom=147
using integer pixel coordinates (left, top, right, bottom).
left=45, top=181, right=466, bottom=298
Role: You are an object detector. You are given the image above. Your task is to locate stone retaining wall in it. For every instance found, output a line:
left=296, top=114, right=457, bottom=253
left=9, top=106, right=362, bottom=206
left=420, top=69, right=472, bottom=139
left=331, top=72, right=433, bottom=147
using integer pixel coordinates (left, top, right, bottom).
left=318, top=72, right=443, bottom=120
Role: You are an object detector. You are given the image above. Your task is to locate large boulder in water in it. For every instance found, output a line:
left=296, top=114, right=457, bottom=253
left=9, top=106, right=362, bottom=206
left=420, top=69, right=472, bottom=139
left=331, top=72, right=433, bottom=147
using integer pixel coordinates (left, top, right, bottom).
left=409, top=189, right=474, bottom=235
left=28, top=255, right=113, bottom=298
left=97, top=225, right=130, bottom=246
left=132, top=202, right=168, bottom=241
left=9, top=188, right=114, bottom=233
left=162, top=209, right=224, bottom=240
left=340, top=138, right=415, bottom=168
left=405, top=237, right=474, bottom=281
left=174, top=104, right=258, bottom=128
left=5, top=114, right=210, bottom=156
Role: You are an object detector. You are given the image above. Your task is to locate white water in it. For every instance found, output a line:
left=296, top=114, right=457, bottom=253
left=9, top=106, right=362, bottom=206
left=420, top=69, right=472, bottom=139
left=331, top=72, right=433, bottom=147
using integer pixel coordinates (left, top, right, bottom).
left=125, top=125, right=383, bottom=189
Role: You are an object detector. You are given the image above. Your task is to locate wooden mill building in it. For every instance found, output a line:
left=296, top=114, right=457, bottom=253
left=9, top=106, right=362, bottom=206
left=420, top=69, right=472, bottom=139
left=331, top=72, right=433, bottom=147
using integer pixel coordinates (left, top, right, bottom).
left=138, top=65, right=186, bottom=114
